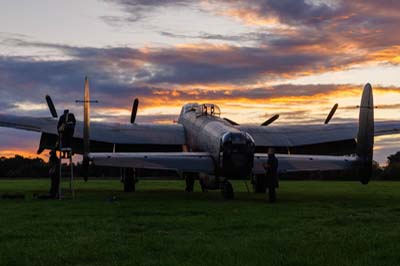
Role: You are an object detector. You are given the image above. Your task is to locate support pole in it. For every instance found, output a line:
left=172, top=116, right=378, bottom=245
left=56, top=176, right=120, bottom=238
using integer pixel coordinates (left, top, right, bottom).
left=58, top=148, right=74, bottom=200
left=58, top=151, right=62, bottom=200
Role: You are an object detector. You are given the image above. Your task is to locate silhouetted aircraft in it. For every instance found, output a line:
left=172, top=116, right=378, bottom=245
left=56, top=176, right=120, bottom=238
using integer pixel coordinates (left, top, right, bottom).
left=1, top=78, right=399, bottom=200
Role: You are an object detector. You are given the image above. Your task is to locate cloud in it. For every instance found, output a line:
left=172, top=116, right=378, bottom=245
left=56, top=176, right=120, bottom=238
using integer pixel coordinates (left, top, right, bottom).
left=0, top=48, right=398, bottom=120
left=101, top=0, right=193, bottom=24
left=102, top=0, right=400, bottom=67
left=2, top=39, right=368, bottom=87
left=1, top=37, right=399, bottom=124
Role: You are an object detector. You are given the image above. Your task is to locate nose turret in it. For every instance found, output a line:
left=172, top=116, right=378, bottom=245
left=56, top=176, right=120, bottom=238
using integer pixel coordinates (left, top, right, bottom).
left=220, top=132, right=255, bottom=178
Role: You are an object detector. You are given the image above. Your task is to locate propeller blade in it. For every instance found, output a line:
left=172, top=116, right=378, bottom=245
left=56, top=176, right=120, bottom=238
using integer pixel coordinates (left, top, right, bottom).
left=45, top=95, right=58, bottom=118
left=223, top=117, right=239, bottom=126
left=131, top=98, right=139, bottom=124
left=261, top=114, right=279, bottom=126
left=324, top=103, right=339, bottom=124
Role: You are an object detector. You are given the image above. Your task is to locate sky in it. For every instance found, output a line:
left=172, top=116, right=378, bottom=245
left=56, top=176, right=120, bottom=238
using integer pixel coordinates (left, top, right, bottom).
left=0, top=0, right=400, bottom=164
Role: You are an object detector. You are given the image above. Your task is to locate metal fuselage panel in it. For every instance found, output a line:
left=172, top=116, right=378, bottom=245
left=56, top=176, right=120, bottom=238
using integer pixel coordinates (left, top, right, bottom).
left=180, top=111, right=235, bottom=156
left=179, top=110, right=254, bottom=178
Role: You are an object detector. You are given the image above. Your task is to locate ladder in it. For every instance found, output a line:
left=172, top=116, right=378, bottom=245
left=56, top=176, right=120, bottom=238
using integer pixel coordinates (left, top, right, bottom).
left=58, top=148, right=75, bottom=199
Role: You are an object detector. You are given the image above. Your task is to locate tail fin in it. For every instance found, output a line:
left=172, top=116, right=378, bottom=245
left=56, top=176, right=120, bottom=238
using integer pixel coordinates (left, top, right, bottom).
left=82, top=76, right=90, bottom=181
left=356, top=83, right=374, bottom=184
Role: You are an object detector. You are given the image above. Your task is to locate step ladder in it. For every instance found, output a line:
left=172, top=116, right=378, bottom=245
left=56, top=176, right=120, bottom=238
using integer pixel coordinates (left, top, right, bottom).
left=58, top=148, right=75, bottom=199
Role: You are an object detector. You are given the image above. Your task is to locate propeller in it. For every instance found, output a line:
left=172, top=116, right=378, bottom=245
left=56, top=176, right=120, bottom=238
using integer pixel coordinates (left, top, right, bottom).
left=131, top=98, right=139, bottom=124
left=223, top=117, right=239, bottom=126
left=45, top=95, right=58, bottom=118
left=223, top=114, right=280, bottom=127
left=261, top=114, right=279, bottom=126
left=324, top=103, right=338, bottom=124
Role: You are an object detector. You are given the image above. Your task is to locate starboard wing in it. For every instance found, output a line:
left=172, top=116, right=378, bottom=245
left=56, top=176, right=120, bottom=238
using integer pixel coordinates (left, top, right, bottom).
left=253, top=153, right=356, bottom=175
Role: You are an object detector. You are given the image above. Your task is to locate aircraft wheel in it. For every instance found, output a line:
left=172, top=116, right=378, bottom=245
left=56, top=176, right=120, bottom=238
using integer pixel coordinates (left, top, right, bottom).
left=199, top=179, right=208, bottom=192
left=267, top=186, right=276, bottom=203
left=221, top=181, right=234, bottom=199
left=185, top=174, right=195, bottom=192
left=124, top=169, right=136, bottom=192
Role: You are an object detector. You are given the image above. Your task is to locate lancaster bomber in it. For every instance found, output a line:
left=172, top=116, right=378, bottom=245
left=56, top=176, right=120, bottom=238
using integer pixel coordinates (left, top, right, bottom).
left=1, top=79, right=399, bottom=200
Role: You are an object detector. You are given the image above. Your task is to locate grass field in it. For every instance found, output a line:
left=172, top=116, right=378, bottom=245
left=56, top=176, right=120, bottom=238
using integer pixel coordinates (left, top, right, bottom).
left=0, top=179, right=400, bottom=266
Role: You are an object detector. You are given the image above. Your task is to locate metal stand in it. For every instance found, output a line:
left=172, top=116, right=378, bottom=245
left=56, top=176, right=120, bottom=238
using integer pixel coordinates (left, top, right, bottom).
left=58, top=148, right=75, bottom=200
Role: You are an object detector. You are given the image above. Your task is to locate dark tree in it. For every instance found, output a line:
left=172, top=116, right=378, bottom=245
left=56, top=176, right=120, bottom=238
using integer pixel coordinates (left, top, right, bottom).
left=0, top=155, right=48, bottom=178
left=384, top=151, right=400, bottom=180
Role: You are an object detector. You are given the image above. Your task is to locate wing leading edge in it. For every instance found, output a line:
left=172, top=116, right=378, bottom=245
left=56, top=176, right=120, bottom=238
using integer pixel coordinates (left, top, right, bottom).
left=90, top=152, right=356, bottom=177
left=253, top=153, right=356, bottom=175
left=89, top=152, right=215, bottom=174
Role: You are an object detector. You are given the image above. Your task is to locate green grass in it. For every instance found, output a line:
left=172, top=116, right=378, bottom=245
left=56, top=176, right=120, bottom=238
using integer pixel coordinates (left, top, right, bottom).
left=1, top=179, right=400, bottom=266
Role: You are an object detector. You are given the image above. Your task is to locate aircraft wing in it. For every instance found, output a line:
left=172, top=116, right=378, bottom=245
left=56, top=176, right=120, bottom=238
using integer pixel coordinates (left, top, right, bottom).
left=0, top=114, right=186, bottom=146
left=89, top=152, right=215, bottom=174
left=90, top=152, right=355, bottom=176
left=0, top=114, right=53, bottom=133
left=374, top=121, right=400, bottom=136
left=253, top=153, right=356, bottom=175
left=240, top=121, right=400, bottom=147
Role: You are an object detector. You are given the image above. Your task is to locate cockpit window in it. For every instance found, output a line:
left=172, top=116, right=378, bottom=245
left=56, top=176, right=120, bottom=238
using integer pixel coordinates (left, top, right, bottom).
left=182, top=103, right=221, bottom=117
left=196, top=103, right=221, bottom=117
left=183, top=103, right=199, bottom=113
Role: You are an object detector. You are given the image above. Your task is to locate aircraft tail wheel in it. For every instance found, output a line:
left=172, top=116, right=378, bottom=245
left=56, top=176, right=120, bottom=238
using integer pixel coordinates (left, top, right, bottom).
left=221, top=181, right=234, bottom=199
left=124, top=168, right=136, bottom=192
left=268, top=187, right=276, bottom=203
left=185, top=174, right=195, bottom=192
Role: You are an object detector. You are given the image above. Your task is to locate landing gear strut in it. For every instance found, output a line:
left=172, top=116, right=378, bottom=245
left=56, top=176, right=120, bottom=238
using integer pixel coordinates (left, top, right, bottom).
left=221, top=181, right=234, bottom=199
left=123, top=168, right=136, bottom=192
left=185, top=173, right=195, bottom=192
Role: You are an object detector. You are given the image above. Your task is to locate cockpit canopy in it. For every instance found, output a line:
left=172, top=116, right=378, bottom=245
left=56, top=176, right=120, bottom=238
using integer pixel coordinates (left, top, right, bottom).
left=182, top=103, right=221, bottom=117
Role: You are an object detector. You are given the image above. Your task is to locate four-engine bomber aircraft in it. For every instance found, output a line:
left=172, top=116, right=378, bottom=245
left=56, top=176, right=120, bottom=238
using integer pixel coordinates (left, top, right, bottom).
left=1, top=78, right=400, bottom=200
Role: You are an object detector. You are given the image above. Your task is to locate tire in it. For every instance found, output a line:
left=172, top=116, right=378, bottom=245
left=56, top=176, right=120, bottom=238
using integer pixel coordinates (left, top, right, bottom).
left=185, top=174, right=195, bottom=192
left=124, top=169, right=136, bottom=192
left=221, top=181, right=234, bottom=199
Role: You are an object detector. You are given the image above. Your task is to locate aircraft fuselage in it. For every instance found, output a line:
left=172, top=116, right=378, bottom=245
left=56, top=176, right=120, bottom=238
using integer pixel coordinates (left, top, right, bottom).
left=178, top=103, right=255, bottom=178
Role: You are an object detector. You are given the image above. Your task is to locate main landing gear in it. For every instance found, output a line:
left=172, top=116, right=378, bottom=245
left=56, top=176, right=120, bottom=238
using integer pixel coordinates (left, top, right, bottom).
left=221, top=181, right=234, bottom=199
left=123, top=168, right=136, bottom=192
left=185, top=173, right=234, bottom=200
left=184, top=173, right=196, bottom=192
